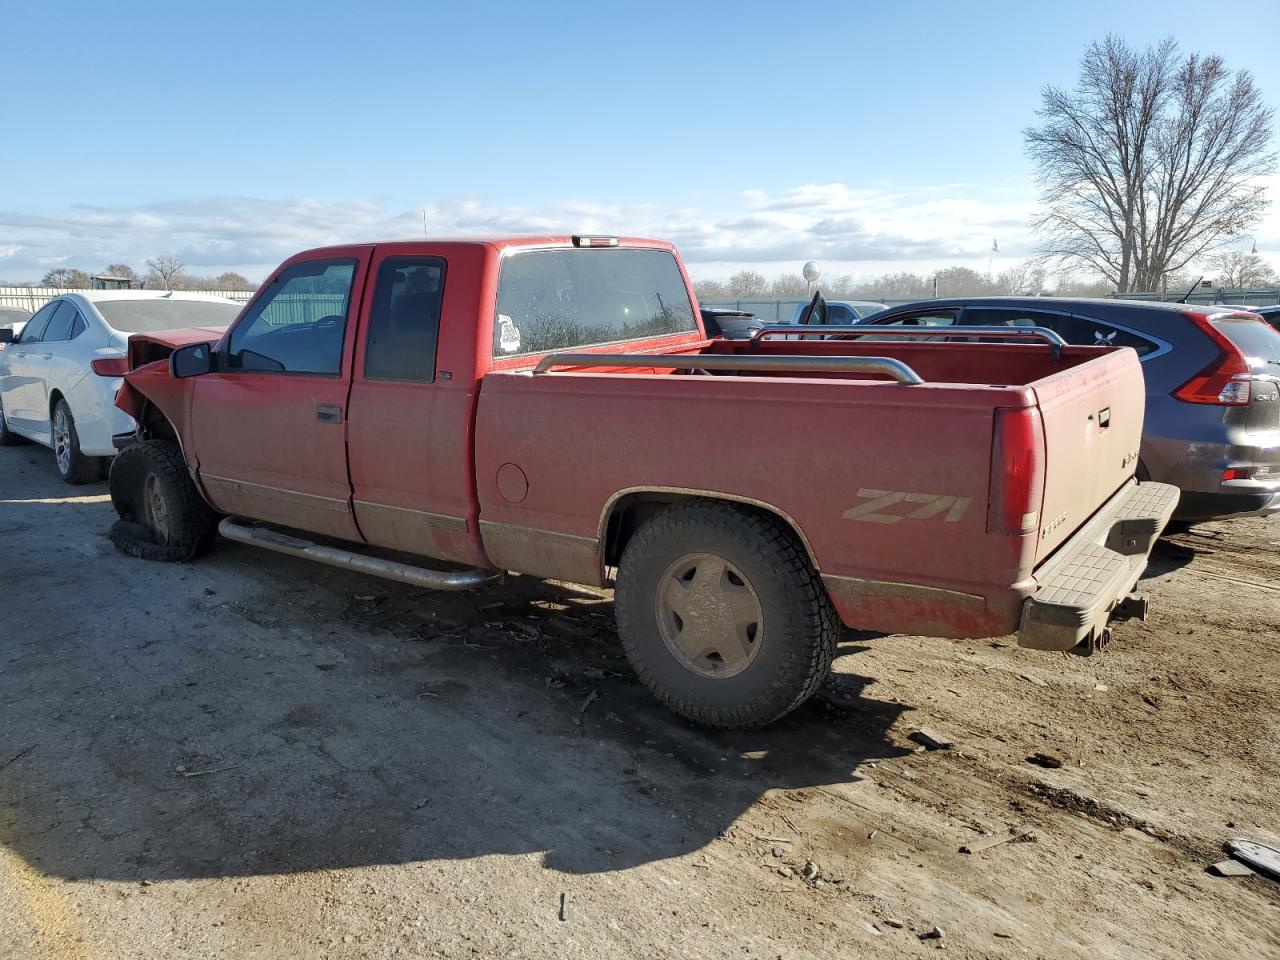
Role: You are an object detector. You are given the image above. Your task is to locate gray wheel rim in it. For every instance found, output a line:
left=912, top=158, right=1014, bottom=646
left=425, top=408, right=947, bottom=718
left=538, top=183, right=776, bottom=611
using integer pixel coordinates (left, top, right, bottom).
left=53, top=407, right=72, bottom=474
left=655, top=551, right=764, bottom=679
left=143, top=473, right=171, bottom=542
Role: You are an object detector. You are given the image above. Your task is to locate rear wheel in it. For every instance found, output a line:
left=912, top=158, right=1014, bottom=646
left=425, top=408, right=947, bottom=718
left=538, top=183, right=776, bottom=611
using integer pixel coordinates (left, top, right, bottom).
left=108, top=439, right=219, bottom=562
left=614, top=501, right=838, bottom=728
left=52, top=399, right=101, bottom=484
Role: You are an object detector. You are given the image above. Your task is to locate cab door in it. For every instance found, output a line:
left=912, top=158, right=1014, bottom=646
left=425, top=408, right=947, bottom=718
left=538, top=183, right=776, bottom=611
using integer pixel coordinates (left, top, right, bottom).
left=345, top=245, right=487, bottom=566
left=191, top=249, right=370, bottom=540
left=1, top=301, right=60, bottom=437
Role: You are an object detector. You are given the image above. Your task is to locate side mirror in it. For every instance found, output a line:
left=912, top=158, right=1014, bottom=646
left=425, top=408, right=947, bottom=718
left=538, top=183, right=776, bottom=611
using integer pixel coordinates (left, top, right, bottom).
left=171, top=342, right=214, bottom=379
left=799, top=291, right=827, bottom=326
left=0, top=328, right=14, bottom=344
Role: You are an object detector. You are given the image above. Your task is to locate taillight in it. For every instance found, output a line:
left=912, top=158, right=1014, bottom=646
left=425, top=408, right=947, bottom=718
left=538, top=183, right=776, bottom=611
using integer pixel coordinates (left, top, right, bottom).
left=1174, top=311, right=1252, bottom=405
left=987, top=407, right=1045, bottom=536
left=91, top=357, right=129, bottom=377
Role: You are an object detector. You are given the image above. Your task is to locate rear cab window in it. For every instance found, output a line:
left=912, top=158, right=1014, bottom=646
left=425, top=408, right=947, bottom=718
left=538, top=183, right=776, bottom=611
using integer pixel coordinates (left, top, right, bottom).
left=493, top=247, right=697, bottom=357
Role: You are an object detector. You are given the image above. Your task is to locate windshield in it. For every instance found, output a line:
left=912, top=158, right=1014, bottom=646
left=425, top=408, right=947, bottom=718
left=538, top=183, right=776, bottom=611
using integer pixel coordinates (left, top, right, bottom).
left=95, top=299, right=242, bottom=333
left=1212, top=315, right=1280, bottom=364
left=494, top=248, right=697, bottom=356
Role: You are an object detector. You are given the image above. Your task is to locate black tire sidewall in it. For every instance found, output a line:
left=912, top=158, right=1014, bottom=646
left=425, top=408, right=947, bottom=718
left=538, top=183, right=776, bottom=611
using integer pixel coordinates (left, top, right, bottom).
left=108, top=440, right=216, bottom=561
left=54, top=400, right=95, bottom=484
left=616, top=504, right=833, bottom=727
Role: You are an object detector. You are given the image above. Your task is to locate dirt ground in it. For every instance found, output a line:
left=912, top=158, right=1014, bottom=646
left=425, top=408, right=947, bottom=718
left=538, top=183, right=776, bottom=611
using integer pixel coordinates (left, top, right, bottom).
left=1, top=442, right=1278, bottom=960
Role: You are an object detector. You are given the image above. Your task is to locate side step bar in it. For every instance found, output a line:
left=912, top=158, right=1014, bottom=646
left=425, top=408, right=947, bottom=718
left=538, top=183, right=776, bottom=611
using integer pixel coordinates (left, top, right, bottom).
left=218, top=518, right=501, bottom=592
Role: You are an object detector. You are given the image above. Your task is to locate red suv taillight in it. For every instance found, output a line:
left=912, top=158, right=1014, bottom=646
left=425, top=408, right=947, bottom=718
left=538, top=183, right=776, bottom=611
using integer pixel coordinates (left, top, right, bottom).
left=91, top=357, right=130, bottom=377
left=1174, top=311, right=1252, bottom=406
left=987, top=407, right=1045, bottom=536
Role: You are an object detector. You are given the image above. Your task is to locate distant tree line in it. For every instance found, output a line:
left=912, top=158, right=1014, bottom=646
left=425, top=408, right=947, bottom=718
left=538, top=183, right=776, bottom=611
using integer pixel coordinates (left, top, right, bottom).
left=33, top=255, right=254, bottom=291
left=694, top=249, right=1278, bottom=303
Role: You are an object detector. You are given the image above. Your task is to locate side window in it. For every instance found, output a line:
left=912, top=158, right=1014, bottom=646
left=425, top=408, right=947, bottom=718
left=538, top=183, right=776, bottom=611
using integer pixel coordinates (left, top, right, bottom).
left=1060, top=316, right=1160, bottom=357
left=826, top=304, right=856, bottom=324
left=18, top=302, right=59, bottom=343
left=227, top=259, right=356, bottom=375
left=964, top=308, right=1158, bottom=356
left=875, top=310, right=958, bottom=327
left=363, top=256, right=445, bottom=382
left=69, top=314, right=86, bottom=339
left=40, top=301, right=79, bottom=342
left=961, top=308, right=1067, bottom=330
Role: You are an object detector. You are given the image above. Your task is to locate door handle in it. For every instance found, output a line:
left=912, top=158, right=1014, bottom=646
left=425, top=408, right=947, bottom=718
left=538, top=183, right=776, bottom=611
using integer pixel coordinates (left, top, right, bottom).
left=316, top=403, right=342, bottom=423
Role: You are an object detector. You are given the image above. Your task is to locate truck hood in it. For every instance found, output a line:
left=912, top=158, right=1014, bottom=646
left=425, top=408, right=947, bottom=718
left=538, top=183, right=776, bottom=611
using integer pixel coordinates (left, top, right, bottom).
left=126, top=325, right=226, bottom=371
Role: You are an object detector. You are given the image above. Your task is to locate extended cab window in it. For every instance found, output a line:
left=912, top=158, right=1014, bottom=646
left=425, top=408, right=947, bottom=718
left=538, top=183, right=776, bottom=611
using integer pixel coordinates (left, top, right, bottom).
left=494, top=248, right=697, bottom=356
left=227, top=259, right=356, bottom=375
left=364, top=256, right=444, bottom=382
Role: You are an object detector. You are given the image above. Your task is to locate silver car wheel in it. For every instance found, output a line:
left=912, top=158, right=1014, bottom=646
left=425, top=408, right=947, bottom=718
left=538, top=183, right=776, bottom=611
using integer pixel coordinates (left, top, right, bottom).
left=53, top=406, right=72, bottom=475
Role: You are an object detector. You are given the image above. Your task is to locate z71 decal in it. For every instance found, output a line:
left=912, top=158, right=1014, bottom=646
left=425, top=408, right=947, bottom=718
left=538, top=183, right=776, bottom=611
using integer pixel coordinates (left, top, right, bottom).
left=842, top=489, right=973, bottom=525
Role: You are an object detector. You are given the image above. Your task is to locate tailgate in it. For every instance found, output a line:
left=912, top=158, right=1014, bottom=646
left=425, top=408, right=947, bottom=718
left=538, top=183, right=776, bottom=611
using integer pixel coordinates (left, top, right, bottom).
left=1031, top=348, right=1145, bottom=563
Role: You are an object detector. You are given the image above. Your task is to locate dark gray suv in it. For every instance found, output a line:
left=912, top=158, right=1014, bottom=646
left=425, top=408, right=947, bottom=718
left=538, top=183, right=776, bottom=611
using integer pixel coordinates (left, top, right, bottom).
left=859, top=298, right=1280, bottom=522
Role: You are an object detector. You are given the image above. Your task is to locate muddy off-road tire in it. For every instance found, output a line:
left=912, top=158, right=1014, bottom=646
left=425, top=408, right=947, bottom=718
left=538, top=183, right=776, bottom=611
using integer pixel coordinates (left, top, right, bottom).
left=108, top=439, right=218, bottom=562
left=0, top=396, right=26, bottom=446
left=52, top=399, right=102, bottom=485
left=614, top=501, right=838, bottom=729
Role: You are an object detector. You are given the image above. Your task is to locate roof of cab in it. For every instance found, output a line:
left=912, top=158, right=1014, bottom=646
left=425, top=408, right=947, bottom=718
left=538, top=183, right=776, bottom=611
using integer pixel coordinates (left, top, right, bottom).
left=292, top=236, right=676, bottom=258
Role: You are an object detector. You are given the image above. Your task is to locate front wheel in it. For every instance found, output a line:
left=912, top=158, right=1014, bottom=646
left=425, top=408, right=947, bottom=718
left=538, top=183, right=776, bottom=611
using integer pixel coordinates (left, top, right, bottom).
left=52, top=399, right=101, bottom=484
left=614, top=501, right=838, bottom=728
left=108, top=439, right=219, bottom=562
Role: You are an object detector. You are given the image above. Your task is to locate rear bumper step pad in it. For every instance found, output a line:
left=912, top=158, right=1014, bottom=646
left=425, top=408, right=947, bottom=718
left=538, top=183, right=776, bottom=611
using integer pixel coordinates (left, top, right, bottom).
left=1018, top=480, right=1180, bottom=652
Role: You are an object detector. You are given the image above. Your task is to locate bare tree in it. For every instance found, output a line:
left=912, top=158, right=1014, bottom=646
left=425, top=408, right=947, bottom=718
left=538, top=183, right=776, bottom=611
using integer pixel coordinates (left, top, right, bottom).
left=1204, top=250, right=1278, bottom=288
left=1025, top=35, right=1274, bottom=292
left=146, top=254, right=185, bottom=291
left=724, top=270, right=770, bottom=298
left=41, top=268, right=90, bottom=288
left=692, top=279, right=727, bottom=299
left=769, top=274, right=808, bottom=298
left=212, top=271, right=254, bottom=290
left=103, top=263, right=139, bottom=286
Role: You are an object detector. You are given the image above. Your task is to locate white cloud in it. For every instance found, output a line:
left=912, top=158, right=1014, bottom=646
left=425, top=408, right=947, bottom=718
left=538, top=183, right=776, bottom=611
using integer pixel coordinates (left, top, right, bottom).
left=2, top=179, right=1274, bottom=285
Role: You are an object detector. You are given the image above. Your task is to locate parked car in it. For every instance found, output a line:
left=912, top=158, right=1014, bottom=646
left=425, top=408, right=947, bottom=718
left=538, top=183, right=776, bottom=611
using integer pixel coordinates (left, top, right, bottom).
left=0, top=305, right=31, bottom=349
left=0, top=291, right=242, bottom=482
left=699, top=307, right=762, bottom=339
left=108, top=237, right=1175, bottom=727
left=857, top=297, right=1280, bottom=522
left=1252, top=304, right=1280, bottom=333
left=786, top=299, right=887, bottom=325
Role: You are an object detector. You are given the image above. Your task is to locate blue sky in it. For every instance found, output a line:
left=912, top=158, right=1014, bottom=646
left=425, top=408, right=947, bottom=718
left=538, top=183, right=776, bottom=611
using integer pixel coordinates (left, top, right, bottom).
left=2, top=0, right=1278, bottom=283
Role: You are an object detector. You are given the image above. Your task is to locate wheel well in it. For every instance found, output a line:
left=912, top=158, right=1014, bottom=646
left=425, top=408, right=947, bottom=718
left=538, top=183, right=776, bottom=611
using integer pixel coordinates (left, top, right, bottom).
left=48, top=389, right=64, bottom=419
left=601, top=492, right=818, bottom=571
left=139, top=401, right=179, bottom=443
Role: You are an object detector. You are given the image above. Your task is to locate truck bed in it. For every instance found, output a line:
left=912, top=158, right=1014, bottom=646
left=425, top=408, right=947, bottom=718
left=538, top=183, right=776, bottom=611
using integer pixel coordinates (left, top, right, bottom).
left=473, top=338, right=1146, bottom=640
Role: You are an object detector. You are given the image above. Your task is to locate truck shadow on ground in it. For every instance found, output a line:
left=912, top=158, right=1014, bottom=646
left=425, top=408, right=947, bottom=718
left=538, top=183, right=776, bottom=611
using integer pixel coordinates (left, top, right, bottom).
left=0, top=495, right=910, bottom=882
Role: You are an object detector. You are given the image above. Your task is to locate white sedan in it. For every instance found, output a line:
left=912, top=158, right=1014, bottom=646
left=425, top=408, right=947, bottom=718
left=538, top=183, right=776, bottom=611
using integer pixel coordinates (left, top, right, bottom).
left=0, top=291, right=243, bottom=483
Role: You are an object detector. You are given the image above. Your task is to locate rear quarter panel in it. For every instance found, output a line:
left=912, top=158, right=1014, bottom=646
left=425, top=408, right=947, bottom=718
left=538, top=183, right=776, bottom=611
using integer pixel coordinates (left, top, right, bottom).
left=474, top=371, right=1037, bottom=637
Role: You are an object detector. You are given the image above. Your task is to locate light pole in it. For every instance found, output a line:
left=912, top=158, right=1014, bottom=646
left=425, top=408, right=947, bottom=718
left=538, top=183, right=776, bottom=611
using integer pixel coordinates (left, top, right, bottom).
left=802, top=261, right=820, bottom=297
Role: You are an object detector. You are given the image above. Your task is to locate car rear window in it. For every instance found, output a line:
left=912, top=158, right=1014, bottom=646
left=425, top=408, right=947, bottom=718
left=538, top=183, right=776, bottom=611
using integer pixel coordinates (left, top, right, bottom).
left=1212, top=315, right=1280, bottom=361
left=494, top=248, right=697, bottom=356
left=95, top=299, right=242, bottom=333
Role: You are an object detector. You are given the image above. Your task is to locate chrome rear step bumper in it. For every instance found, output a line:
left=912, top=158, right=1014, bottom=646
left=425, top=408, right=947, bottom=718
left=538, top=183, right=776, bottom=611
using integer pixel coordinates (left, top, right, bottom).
left=1018, top=480, right=1180, bottom=653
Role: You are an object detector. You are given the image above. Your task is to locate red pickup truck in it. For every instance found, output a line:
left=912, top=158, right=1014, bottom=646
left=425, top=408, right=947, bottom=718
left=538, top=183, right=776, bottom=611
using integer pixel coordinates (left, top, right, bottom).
left=111, top=235, right=1178, bottom=727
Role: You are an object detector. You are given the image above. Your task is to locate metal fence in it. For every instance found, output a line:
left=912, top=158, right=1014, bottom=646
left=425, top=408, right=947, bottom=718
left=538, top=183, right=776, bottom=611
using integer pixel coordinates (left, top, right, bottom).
left=0, top=286, right=257, bottom=314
